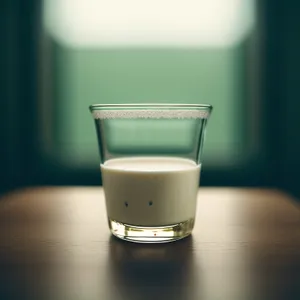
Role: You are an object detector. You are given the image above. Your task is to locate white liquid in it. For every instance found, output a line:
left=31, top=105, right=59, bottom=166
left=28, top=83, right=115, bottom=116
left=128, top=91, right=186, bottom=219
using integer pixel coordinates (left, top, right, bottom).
left=101, top=157, right=200, bottom=226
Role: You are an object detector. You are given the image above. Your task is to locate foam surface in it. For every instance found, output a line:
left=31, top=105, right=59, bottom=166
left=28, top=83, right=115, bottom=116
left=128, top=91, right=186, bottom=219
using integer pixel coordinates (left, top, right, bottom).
left=102, top=156, right=198, bottom=172
left=92, top=109, right=210, bottom=119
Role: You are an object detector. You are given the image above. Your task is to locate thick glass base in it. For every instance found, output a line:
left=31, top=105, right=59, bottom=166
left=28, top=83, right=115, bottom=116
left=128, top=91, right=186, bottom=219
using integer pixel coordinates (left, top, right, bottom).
left=108, top=218, right=194, bottom=243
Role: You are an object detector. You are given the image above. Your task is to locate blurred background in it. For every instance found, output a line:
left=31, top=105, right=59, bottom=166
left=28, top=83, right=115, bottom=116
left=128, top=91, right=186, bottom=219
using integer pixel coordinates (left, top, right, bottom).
left=1, top=0, right=300, bottom=200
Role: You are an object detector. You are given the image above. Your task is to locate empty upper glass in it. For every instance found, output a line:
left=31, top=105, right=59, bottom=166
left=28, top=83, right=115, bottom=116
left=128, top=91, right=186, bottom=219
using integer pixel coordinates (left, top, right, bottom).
left=90, top=104, right=212, bottom=243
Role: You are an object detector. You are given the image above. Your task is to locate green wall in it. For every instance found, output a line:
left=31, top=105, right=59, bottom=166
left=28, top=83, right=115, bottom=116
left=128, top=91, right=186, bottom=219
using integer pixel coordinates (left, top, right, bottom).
left=52, top=46, right=244, bottom=167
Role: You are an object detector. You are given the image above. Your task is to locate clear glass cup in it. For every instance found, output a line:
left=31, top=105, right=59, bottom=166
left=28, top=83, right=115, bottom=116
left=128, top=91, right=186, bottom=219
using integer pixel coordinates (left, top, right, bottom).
left=89, top=104, right=212, bottom=243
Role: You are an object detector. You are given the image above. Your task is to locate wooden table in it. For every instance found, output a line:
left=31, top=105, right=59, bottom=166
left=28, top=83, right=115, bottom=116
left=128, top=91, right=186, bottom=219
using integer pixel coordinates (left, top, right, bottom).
left=0, top=187, right=299, bottom=300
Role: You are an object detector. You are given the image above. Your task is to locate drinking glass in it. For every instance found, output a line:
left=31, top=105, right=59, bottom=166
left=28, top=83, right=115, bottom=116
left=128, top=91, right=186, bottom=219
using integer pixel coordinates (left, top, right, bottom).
left=90, top=104, right=212, bottom=243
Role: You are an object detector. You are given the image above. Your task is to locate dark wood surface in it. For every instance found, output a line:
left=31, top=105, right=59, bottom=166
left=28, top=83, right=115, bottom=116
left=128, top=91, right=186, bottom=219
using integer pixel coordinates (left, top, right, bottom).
left=0, top=187, right=299, bottom=300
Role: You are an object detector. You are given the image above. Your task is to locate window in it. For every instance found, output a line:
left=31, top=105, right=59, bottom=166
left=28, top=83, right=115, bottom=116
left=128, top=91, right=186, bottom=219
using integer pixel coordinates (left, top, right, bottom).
left=41, top=0, right=257, bottom=170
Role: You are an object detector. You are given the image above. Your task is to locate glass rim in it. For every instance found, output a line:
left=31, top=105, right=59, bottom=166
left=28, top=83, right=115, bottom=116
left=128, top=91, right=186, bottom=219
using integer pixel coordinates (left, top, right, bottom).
left=89, top=103, right=213, bottom=112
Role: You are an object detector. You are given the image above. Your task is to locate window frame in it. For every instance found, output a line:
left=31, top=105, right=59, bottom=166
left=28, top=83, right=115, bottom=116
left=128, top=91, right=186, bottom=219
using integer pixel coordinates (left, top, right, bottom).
left=3, top=0, right=291, bottom=191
